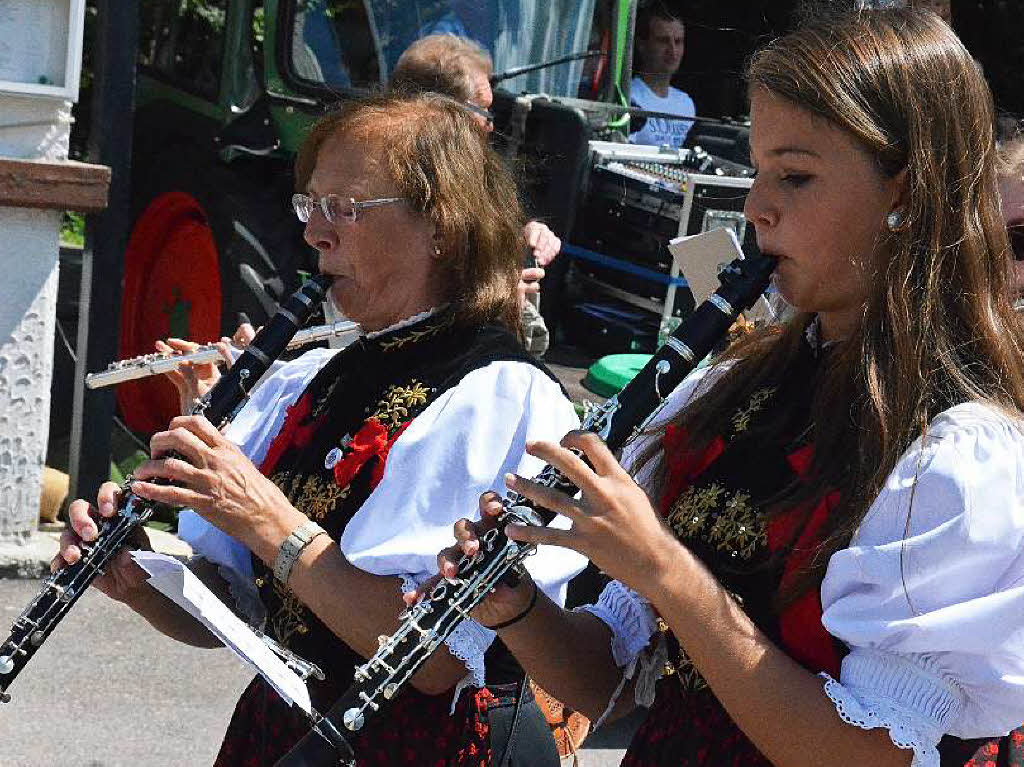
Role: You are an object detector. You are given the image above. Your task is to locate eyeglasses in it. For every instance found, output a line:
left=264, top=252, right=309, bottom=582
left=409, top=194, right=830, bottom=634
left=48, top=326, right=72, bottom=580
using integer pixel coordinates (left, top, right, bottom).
left=462, top=101, right=495, bottom=125
left=292, top=194, right=404, bottom=224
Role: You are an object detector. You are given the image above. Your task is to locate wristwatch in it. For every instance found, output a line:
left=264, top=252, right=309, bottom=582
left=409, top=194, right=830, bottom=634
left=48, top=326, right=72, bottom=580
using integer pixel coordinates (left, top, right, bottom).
left=273, top=519, right=328, bottom=585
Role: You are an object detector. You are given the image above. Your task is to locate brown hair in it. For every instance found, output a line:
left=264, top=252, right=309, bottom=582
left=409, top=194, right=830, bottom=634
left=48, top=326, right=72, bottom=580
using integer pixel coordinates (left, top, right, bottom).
left=295, top=92, right=524, bottom=335
left=390, top=34, right=492, bottom=103
left=649, top=7, right=1024, bottom=593
left=635, top=3, right=684, bottom=40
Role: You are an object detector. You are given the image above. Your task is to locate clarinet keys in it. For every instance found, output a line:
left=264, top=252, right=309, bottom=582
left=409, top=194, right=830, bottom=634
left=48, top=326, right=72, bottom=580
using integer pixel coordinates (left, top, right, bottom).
left=343, top=707, right=365, bottom=732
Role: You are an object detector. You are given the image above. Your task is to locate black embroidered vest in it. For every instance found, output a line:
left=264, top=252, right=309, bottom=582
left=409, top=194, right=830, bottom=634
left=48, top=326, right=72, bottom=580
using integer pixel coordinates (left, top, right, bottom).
left=250, top=310, right=558, bottom=710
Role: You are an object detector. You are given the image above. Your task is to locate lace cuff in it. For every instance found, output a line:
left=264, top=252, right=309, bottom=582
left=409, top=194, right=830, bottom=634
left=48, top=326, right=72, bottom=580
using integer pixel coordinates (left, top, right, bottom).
left=820, top=648, right=962, bottom=767
left=398, top=575, right=494, bottom=713
left=576, top=580, right=657, bottom=667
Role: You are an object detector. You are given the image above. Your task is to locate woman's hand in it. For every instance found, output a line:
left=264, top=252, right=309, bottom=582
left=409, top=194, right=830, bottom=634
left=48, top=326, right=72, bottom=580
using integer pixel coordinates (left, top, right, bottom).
left=128, top=415, right=304, bottom=563
left=503, top=431, right=683, bottom=598
left=53, top=482, right=152, bottom=605
left=156, top=323, right=254, bottom=415
left=517, top=266, right=545, bottom=308
left=406, top=491, right=536, bottom=629
left=156, top=337, right=227, bottom=415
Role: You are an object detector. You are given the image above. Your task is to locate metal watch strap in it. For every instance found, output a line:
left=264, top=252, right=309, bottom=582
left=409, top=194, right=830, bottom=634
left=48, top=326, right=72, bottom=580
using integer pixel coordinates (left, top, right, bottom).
left=273, top=519, right=327, bottom=585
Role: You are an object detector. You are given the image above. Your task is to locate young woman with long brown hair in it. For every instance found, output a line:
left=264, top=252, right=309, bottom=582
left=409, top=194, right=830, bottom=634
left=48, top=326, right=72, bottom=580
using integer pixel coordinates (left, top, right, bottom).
left=420, top=7, right=1024, bottom=765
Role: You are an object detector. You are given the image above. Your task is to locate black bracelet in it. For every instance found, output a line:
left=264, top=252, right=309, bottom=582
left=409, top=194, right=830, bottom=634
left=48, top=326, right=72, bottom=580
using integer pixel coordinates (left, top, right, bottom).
left=484, top=581, right=539, bottom=631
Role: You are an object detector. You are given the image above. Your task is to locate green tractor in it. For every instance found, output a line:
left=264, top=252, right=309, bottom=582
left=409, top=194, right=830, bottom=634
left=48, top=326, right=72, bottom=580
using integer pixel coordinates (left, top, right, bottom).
left=117, top=0, right=642, bottom=431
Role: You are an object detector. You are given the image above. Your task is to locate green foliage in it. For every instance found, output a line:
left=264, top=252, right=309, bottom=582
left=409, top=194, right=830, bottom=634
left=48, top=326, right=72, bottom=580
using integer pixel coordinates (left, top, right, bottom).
left=60, top=212, right=85, bottom=248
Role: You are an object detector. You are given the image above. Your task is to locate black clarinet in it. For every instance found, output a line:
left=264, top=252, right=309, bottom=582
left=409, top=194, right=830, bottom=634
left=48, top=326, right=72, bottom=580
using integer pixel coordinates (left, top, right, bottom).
left=0, top=274, right=332, bottom=703
left=277, top=253, right=776, bottom=766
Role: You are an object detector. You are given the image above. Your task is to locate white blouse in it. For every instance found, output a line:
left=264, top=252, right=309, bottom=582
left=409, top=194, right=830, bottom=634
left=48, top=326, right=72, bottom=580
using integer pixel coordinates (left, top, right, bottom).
left=581, top=369, right=1024, bottom=766
left=178, top=344, right=588, bottom=698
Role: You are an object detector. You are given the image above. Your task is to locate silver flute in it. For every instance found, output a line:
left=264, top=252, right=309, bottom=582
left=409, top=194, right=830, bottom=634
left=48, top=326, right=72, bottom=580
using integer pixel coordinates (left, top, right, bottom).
left=85, top=320, right=361, bottom=389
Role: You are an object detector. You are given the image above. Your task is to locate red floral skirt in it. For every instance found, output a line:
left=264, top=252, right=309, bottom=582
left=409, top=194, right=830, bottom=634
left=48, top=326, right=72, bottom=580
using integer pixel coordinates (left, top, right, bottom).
left=213, top=675, right=492, bottom=767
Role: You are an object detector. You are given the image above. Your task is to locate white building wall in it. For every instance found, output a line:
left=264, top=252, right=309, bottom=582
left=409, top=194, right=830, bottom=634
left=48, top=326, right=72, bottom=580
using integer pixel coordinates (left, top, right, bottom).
left=0, top=96, right=73, bottom=543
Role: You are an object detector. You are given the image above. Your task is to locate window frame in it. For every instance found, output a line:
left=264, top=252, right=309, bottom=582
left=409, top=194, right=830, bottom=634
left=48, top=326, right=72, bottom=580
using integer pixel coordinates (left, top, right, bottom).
left=276, top=0, right=384, bottom=102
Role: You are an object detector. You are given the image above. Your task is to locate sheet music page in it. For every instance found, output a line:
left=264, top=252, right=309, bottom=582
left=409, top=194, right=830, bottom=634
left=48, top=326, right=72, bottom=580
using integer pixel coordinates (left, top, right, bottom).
left=132, top=551, right=312, bottom=714
left=669, top=228, right=774, bottom=323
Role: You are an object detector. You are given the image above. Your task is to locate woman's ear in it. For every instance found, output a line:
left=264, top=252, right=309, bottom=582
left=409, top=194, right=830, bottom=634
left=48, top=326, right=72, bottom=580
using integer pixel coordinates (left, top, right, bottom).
left=890, top=167, right=910, bottom=211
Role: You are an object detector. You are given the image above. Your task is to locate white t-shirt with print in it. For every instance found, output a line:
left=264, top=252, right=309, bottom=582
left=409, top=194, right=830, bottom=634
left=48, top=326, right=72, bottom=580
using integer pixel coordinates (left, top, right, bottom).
left=628, top=76, right=696, bottom=148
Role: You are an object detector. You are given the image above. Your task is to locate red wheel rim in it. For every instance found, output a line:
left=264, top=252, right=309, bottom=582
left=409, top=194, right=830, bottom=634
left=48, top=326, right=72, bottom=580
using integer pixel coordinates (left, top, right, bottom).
left=117, top=192, right=223, bottom=434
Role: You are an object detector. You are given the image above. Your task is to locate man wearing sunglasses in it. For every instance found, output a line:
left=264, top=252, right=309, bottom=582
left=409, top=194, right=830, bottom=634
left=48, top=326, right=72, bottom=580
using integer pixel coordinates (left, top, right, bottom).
left=391, top=33, right=562, bottom=356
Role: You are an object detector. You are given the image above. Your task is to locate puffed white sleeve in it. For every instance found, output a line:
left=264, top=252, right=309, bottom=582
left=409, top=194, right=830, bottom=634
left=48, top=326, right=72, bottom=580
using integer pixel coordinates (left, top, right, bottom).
left=820, top=402, right=1024, bottom=766
left=177, top=348, right=339, bottom=620
left=339, top=360, right=588, bottom=691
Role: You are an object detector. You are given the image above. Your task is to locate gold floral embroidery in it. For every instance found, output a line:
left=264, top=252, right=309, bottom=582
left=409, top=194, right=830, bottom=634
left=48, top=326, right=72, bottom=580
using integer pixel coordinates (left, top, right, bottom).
left=665, top=483, right=726, bottom=539
left=666, top=483, right=766, bottom=561
left=731, top=386, right=776, bottom=434
left=295, top=474, right=349, bottom=521
left=377, top=315, right=454, bottom=352
left=371, top=381, right=432, bottom=430
left=270, top=581, right=309, bottom=644
left=271, top=471, right=348, bottom=521
left=707, top=491, right=766, bottom=560
left=311, top=378, right=339, bottom=419
left=271, top=470, right=301, bottom=502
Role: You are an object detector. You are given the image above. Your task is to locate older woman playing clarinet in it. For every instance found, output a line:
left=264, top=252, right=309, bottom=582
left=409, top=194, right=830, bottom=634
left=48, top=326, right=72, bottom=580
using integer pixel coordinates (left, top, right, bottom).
left=54, top=93, right=585, bottom=766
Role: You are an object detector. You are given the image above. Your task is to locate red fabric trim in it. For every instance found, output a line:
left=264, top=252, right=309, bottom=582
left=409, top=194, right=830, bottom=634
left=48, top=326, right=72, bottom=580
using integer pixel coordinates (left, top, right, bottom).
left=660, top=426, right=725, bottom=516
left=766, top=443, right=842, bottom=677
left=259, top=392, right=322, bottom=475
left=332, top=419, right=414, bottom=492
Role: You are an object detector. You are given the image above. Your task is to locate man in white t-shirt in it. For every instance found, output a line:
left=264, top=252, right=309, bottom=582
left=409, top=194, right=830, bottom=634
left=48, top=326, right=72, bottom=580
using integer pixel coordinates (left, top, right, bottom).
left=629, top=7, right=696, bottom=148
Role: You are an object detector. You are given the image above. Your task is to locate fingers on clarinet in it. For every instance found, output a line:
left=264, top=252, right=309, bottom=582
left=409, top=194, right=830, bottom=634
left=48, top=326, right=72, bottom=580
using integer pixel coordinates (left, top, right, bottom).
left=408, top=573, right=441, bottom=604
left=58, top=532, right=81, bottom=565
left=479, top=491, right=504, bottom=519
left=562, top=430, right=620, bottom=475
left=437, top=546, right=461, bottom=579
left=97, top=482, right=120, bottom=517
left=506, top=473, right=580, bottom=519
left=453, top=519, right=480, bottom=551
left=235, top=323, right=256, bottom=345
left=505, top=522, right=562, bottom=547
left=67, top=499, right=97, bottom=539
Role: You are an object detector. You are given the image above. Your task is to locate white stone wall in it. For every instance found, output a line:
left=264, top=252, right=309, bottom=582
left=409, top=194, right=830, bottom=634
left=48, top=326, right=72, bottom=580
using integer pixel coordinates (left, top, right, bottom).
left=0, top=209, right=60, bottom=542
left=0, top=96, right=73, bottom=161
left=0, top=95, right=72, bottom=543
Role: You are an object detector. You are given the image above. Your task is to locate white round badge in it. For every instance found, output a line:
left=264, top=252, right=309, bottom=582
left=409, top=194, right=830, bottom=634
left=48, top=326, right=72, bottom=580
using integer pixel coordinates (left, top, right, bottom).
left=324, top=447, right=343, bottom=470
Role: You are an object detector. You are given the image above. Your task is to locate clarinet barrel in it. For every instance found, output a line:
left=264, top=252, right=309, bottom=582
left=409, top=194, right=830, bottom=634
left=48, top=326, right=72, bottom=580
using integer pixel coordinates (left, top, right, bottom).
left=0, top=274, right=332, bottom=704
left=276, top=252, right=775, bottom=766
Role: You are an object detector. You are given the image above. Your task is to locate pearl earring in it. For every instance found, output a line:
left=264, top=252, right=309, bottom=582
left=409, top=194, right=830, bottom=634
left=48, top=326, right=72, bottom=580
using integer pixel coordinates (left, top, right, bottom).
left=886, top=210, right=904, bottom=232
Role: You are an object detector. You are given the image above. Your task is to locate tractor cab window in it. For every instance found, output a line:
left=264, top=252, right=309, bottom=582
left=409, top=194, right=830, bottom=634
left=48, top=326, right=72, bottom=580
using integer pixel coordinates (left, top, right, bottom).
left=285, top=0, right=597, bottom=98
left=139, top=0, right=229, bottom=100
left=288, top=0, right=381, bottom=91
